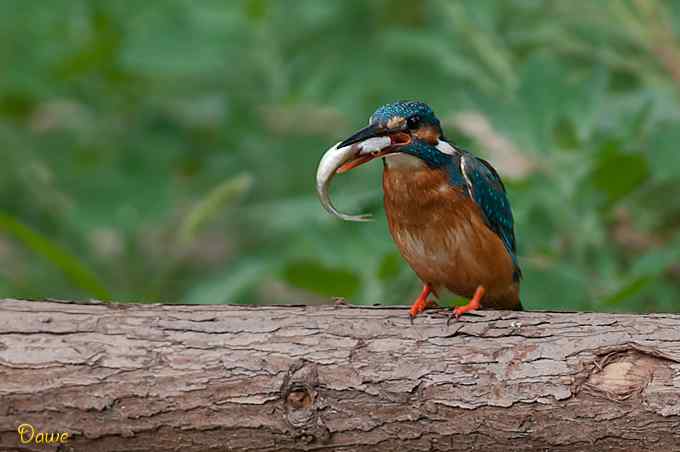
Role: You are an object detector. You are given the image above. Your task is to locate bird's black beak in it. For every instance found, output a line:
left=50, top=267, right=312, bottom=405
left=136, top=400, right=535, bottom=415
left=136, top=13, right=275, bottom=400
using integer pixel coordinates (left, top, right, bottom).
left=334, top=123, right=411, bottom=174
left=336, top=123, right=388, bottom=149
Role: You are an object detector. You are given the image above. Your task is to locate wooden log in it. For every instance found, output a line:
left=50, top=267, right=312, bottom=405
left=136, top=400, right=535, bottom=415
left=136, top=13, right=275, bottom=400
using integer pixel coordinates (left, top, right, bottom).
left=0, top=299, right=679, bottom=451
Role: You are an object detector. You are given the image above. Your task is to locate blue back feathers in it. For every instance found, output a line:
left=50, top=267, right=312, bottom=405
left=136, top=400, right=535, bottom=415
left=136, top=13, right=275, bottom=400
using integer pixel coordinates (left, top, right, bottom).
left=460, top=154, right=522, bottom=281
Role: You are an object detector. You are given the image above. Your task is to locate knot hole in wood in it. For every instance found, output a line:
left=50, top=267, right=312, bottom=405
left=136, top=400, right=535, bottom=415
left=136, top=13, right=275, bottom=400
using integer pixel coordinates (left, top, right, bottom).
left=281, top=360, right=330, bottom=444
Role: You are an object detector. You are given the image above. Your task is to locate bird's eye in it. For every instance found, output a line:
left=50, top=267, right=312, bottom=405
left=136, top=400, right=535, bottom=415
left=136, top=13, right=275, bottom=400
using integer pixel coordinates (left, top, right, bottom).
left=406, top=115, right=421, bottom=129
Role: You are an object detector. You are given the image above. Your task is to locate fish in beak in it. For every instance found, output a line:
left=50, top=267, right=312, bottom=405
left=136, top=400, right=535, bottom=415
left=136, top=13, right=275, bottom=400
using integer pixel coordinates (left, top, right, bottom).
left=315, top=124, right=411, bottom=222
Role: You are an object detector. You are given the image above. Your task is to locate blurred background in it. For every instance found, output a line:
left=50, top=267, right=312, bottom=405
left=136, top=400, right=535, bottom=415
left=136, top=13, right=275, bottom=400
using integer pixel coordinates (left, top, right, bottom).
left=1, top=0, right=680, bottom=312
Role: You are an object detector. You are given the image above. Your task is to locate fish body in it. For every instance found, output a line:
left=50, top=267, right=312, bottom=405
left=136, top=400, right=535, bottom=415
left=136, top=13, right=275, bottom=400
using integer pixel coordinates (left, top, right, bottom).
left=316, top=137, right=392, bottom=222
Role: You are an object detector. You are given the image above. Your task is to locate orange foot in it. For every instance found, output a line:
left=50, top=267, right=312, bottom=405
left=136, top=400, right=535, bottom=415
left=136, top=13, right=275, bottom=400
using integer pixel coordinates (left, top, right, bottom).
left=408, top=284, right=438, bottom=322
left=448, top=286, right=485, bottom=324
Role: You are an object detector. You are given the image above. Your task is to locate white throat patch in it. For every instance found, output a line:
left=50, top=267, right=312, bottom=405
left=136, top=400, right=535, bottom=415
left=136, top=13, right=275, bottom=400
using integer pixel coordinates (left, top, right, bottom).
left=384, top=153, right=426, bottom=169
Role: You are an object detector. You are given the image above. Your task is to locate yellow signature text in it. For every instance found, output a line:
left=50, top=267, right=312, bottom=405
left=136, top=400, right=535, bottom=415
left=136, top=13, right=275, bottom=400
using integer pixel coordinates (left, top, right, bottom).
left=17, top=423, right=69, bottom=445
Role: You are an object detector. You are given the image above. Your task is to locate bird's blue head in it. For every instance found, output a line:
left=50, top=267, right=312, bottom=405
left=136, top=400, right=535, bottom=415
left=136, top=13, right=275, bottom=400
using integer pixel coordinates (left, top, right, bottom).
left=335, top=100, right=452, bottom=173
left=369, top=100, right=441, bottom=132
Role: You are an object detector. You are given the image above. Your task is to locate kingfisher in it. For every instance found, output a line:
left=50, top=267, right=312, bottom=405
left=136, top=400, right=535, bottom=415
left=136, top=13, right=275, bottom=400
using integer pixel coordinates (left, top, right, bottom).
left=316, top=100, right=522, bottom=320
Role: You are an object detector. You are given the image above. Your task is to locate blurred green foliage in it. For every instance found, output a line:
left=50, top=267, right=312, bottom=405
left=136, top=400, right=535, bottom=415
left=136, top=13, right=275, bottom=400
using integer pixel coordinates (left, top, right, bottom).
left=1, top=0, right=680, bottom=312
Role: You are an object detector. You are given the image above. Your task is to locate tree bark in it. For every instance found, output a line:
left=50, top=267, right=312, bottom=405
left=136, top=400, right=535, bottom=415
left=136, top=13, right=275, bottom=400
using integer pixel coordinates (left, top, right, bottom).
left=1, top=299, right=679, bottom=452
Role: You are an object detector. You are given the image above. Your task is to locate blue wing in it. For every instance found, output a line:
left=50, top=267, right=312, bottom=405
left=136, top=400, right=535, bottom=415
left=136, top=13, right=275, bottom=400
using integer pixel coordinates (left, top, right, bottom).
left=461, top=153, right=522, bottom=281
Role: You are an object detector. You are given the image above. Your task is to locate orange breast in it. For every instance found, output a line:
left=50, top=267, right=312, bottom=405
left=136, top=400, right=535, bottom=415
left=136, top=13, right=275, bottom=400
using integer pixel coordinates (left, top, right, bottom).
left=383, top=166, right=519, bottom=309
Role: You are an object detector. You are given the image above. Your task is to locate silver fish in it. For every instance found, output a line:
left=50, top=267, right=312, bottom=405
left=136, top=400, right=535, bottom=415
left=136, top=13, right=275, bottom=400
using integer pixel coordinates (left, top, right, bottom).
left=315, top=137, right=391, bottom=222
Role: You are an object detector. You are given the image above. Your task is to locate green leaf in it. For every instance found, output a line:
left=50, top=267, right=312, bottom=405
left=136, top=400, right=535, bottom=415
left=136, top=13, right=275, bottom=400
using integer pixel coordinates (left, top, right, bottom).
left=245, top=0, right=269, bottom=21
left=600, top=276, right=652, bottom=307
left=648, top=123, right=680, bottom=183
left=521, top=263, right=590, bottom=311
left=631, top=245, right=680, bottom=277
left=0, top=212, right=110, bottom=300
left=282, top=258, right=360, bottom=298
left=377, top=251, right=402, bottom=281
left=176, top=173, right=253, bottom=249
left=553, top=117, right=581, bottom=150
left=517, top=55, right=570, bottom=151
left=601, top=240, right=680, bottom=307
left=184, top=258, right=273, bottom=304
left=591, top=147, right=649, bottom=203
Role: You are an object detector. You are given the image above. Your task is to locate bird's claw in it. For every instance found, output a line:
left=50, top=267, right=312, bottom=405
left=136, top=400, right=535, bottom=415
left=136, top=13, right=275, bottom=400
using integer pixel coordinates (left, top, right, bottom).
left=446, top=309, right=462, bottom=326
left=445, top=287, right=484, bottom=326
left=408, top=299, right=440, bottom=324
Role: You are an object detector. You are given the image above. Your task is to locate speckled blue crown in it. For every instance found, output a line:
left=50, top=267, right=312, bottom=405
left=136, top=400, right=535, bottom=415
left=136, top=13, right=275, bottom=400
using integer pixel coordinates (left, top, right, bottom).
left=369, top=100, right=439, bottom=126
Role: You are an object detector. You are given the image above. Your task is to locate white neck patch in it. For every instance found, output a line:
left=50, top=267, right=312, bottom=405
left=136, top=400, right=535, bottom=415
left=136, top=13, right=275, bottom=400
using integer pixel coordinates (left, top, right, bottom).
left=435, top=139, right=457, bottom=155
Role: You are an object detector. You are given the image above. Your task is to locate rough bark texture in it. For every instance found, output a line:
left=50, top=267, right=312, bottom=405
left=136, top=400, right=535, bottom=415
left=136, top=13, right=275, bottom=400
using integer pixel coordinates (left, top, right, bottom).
left=1, top=299, right=680, bottom=452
